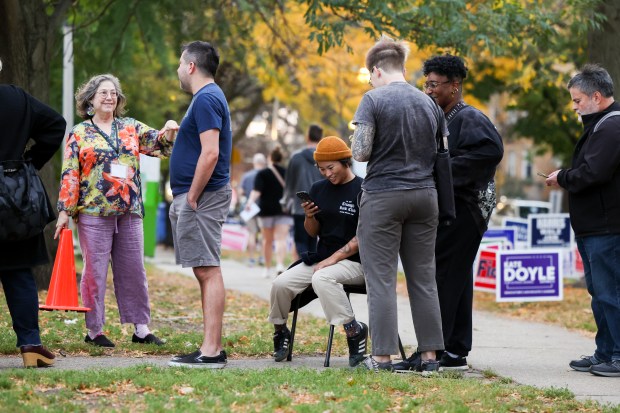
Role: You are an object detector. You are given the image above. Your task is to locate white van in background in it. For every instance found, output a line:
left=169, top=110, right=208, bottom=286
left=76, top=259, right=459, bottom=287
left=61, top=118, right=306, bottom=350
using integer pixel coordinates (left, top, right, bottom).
left=491, top=197, right=552, bottom=225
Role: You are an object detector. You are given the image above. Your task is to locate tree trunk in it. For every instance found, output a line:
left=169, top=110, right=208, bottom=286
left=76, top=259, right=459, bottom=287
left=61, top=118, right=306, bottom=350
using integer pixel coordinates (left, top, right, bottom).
left=0, top=0, right=72, bottom=289
left=588, top=0, right=620, bottom=89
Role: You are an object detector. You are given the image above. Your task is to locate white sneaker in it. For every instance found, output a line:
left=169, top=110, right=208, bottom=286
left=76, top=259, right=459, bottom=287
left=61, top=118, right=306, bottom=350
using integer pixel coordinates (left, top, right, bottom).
left=263, top=268, right=272, bottom=278
left=276, top=264, right=285, bottom=275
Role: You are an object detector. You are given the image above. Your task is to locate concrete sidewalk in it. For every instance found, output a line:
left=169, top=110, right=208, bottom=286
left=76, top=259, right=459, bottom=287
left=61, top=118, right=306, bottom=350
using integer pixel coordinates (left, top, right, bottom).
left=149, top=248, right=619, bottom=406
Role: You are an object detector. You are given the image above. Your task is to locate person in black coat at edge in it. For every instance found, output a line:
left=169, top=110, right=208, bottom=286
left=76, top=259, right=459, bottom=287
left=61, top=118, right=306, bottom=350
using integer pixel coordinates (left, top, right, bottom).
left=547, top=64, right=620, bottom=378
left=0, top=58, right=66, bottom=367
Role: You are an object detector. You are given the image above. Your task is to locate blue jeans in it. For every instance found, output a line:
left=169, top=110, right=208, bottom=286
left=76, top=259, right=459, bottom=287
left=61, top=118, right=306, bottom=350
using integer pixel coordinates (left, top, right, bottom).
left=0, top=267, right=42, bottom=347
left=577, top=235, right=620, bottom=362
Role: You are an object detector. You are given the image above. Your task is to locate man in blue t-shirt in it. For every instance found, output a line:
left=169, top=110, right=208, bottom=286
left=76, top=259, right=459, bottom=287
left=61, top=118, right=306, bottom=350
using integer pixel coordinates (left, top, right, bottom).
left=168, top=41, right=232, bottom=369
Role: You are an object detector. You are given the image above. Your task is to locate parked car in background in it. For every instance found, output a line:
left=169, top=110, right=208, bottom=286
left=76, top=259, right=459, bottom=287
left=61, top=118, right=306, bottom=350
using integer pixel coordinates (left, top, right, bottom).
left=491, top=197, right=552, bottom=226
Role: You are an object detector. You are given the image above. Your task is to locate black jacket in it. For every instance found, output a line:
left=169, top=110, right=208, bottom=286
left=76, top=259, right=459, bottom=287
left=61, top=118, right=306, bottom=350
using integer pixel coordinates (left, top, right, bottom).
left=0, top=85, right=66, bottom=270
left=447, top=105, right=504, bottom=234
left=558, top=101, right=620, bottom=237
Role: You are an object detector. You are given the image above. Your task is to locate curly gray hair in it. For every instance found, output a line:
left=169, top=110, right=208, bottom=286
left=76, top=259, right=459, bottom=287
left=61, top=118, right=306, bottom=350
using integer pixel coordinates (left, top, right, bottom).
left=75, top=73, right=127, bottom=119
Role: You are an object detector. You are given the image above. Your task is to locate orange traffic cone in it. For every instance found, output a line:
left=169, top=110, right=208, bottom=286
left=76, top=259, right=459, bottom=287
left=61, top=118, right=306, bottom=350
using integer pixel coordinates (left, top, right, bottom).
left=40, top=228, right=90, bottom=312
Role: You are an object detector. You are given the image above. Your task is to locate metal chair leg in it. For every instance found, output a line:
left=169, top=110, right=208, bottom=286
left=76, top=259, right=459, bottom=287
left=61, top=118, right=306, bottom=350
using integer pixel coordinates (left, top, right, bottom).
left=324, top=325, right=336, bottom=367
left=287, top=295, right=301, bottom=362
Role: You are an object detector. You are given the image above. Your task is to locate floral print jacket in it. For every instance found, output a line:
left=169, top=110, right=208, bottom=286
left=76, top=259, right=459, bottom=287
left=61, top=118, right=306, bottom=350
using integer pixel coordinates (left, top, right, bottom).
left=58, top=118, right=173, bottom=217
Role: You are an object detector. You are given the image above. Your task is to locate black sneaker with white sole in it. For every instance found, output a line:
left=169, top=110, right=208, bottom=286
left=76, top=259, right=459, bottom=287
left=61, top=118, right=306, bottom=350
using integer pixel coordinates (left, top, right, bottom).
left=361, top=356, right=394, bottom=372
left=393, top=351, right=439, bottom=373
left=346, top=322, right=368, bottom=367
left=393, top=351, right=420, bottom=372
left=168, top=350, right=227, bottom=368
left=589, top=360, right=620, bottom=377
left=439, top=352, right=469, bottom=371
left=569, top=355, right=604, bottom=372
left=171, top=349, right=201, bottom=362
left=273, top=327, right=291, bottom=362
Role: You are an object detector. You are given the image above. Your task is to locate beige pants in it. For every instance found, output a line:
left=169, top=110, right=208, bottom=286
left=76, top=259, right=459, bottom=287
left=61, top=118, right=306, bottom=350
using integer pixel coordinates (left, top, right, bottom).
left=268, top=259, right=365, bottom=326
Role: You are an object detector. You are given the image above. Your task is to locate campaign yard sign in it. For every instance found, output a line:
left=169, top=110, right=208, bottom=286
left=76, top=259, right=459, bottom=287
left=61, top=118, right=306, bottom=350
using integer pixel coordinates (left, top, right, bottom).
left=221, top=223, right=249, bottom=251
left=496, top=250, right=563, bottom=302
left=482, top=227, right=516, bottom=250
left=474, top=248, right=498, bottom=292
left=528, top=213, right=573, bottom=249
left=502, top=218, right=529, bottom=248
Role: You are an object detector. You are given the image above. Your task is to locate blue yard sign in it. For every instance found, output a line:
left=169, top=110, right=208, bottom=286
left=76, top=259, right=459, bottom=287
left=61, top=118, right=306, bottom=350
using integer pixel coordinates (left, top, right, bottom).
left=496, top=250, right=563, bottom=302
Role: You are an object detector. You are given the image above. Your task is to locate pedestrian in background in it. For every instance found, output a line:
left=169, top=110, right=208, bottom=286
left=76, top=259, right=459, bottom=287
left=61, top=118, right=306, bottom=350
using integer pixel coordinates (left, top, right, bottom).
left=0, top=58, right=66, bottom=368
left=352, top=35, right=445, bottom=372
left=238, top=153, right=266, bottom=266
left=282, top=124, right=324, bottom=258
left=246, top=146, right=293, bottom=278
left=56, top=73, right=177, bottom=348
left=546, top=64, right=620, bottom=377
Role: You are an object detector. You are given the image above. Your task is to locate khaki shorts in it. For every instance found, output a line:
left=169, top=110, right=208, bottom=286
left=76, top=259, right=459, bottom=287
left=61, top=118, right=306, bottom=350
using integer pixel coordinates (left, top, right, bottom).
left=169, top=185, right=232, bottom=268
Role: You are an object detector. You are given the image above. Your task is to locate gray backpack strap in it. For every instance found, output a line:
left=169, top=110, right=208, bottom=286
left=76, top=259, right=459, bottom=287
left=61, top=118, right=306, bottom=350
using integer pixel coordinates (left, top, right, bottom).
left=593, top=110, right=620, bottom=133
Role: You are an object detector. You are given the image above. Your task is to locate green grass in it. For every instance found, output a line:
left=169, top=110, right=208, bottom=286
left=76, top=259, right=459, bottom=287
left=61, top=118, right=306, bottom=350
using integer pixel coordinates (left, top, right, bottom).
left=0, top=365, right=612, bottom=412
left=0, top=263, right=348, bottom=360
left=0, top=261, right=616, bottom=412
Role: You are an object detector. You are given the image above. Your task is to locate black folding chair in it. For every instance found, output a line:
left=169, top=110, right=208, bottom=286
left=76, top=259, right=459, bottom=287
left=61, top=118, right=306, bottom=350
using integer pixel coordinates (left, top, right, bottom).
left=287, top=282, right=407, bottom=367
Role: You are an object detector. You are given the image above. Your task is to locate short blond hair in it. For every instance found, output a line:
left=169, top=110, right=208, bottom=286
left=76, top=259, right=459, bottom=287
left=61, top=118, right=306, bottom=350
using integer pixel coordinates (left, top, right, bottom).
left=365, top=35, right=409, bottom=74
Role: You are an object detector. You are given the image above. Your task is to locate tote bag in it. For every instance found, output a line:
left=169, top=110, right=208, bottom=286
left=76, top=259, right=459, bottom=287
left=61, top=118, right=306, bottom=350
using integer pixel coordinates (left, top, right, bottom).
left=0, top=160, right=55, bottom=241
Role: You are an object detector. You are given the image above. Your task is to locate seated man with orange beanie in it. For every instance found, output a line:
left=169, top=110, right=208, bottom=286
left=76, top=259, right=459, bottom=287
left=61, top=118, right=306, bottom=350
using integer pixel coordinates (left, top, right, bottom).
left=267, top=136, right=367, bottom=367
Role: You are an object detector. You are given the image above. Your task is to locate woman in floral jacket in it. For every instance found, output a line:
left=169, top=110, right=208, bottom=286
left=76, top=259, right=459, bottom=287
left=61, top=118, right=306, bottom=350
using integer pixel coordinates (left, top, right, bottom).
left=55, top=74, right=178, bottom=348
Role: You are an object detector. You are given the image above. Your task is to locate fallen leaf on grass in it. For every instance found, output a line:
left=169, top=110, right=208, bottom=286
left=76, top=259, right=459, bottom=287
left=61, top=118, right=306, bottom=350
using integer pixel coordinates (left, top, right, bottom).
left=177, top=386, right=194, bottom=395
left=77, top=387, right=105, bottom=395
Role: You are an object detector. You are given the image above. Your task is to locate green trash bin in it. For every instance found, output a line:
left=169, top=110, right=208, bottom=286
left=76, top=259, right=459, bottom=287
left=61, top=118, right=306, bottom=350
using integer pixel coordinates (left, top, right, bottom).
left=140, top=156, right=161, bottom=257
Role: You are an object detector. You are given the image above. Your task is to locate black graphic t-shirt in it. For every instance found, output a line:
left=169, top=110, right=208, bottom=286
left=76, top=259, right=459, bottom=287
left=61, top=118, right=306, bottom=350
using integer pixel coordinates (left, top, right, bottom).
left=309, top=175, right=363, bottom=263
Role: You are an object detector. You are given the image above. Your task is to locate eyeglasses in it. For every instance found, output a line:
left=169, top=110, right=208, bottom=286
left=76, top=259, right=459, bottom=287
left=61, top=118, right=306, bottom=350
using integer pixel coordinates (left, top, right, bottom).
left=423, top=80, right=451, bottom=90
left=96, top=90, right=118, bottom=98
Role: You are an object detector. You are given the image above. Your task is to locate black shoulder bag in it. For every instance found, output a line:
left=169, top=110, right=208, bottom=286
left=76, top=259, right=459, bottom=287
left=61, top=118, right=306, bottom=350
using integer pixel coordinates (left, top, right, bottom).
left=0, top=159, right=55, bottom=241
left=433, top=113, right=457, bottom=225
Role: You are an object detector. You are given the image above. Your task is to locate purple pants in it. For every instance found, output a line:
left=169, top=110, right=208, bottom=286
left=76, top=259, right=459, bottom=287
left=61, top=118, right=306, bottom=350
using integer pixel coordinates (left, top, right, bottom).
left=78, top=213, right=151, bottom=332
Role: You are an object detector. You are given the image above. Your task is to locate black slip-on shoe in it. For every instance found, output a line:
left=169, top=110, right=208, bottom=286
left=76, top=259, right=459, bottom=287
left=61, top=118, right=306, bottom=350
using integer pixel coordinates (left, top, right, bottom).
left=168, top=350, right=227, bottom=369
left=84, top=334, right=115, bottom=348
left=132, top=333, right=165, bottom=346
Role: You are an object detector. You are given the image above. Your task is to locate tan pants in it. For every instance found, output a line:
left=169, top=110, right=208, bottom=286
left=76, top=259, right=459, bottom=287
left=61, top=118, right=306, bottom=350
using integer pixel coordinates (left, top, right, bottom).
left=268, top=260, right=364, bottom=326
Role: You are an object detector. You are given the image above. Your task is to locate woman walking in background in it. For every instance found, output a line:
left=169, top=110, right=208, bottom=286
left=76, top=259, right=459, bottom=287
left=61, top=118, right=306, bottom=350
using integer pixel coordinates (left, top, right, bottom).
left=246, top=146, right=293, bottom=278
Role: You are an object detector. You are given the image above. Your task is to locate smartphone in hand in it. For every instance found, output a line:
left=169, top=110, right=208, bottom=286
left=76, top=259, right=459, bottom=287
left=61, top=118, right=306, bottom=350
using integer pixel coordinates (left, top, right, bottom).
left=296, top=191, right=314, bottom=204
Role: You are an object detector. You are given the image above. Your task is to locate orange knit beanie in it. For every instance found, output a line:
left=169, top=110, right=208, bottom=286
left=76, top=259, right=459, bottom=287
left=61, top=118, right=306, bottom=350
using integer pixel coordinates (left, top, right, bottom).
left=313, top=136, right=352, bottom=161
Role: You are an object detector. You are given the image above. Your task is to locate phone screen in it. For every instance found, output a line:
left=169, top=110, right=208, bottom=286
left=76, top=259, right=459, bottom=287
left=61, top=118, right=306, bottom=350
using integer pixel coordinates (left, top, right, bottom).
left=296, top=191, right=313, bottom=203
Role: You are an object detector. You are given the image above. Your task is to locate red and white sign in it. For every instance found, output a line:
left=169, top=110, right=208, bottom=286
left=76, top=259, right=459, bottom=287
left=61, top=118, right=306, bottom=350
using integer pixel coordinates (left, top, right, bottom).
left=474, top=249, right=498, bottom=292
left=221, top=224, right=249, bottom=251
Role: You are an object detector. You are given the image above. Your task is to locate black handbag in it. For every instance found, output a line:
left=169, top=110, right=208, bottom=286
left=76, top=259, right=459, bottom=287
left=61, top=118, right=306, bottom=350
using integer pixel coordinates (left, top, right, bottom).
left=434, top=128, right=456, bottom=224
left=0, top=159, right=55, bottom=241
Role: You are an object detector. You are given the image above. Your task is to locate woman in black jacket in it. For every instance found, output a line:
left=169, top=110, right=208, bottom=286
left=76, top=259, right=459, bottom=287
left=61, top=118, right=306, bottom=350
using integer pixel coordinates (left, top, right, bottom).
left=0, top=59, right=66, bottom=367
